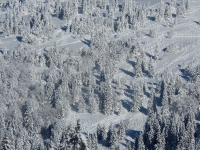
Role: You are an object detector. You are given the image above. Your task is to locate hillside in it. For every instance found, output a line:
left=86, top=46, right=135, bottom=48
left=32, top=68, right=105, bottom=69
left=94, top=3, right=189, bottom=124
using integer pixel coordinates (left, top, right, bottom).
left=0, top=0, right=200, bottom=150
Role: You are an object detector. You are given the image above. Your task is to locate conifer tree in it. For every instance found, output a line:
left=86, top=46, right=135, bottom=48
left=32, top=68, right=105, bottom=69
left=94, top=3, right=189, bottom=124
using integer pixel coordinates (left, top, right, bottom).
left=86, top=133, right=91, bottom=149
left=154, top=43, right=160, bottom=60
left=134, top=132, right=145, bottom=150
left=164, top=4, right=172, bottom=21
left=134, top=57, right=143, bottom=78
left=131, top=84, right=143, bottom=113
left=185, top=0, right=190, bottom=10
left=161, top=86, right=169, bottom=116
left=88, top=93, right=99, bottom=114
left=149, top=29, right=157, bottom=38
left=148, top=57, right=155, bottom=78
left=151, top=90, right=157, bottom=114
left=106, top=124, right=117, bottom=148
left=143, top=80, right=148, bottom=94
left=118, top=120, right=126, bottom=140
left=97, top=124, right=101, bottom=140
left=156, top=0, right=165, bottom=22
left=99, top=125, right=107, bottom=140
left=55, top=97, right=65, bottom=119
left=24, top=99, right=35, bottom=136
left=0, top=114, right=5, bottom=143
left=5, top=14, right=10, bottom=36
left=154, top=126, right=165, bottom=150
left=126, top=140, right=132, bottom=150
left=91, top=133, right=98, bottom=150
left=1, top=134, right=11, bottom=150
left=171, top=0, right=177, bottom=7
left=102, top=81, right=114, bottom=115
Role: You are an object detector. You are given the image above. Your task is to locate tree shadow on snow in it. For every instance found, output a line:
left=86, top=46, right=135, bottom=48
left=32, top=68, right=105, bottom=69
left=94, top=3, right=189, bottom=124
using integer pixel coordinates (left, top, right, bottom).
left=163, top=47, right=167, bottom=52
left=119, top=142, right=127, bottom=147
left=127, top=60, right=136, bottom=67
left=145, top=33, right=151, bottom=37
left=122, top=139, right=135, bottom=148
left=41, top=126, right=52, bottom=140
left=119, top=68, right=134, bottom=77
left=51, top=14, right=57, bottom=17
left=119, top=5, right=123, bottom=12
left=61, top=26, right=67, bottom=32
left=179, top=68, right=191, bottom=82
left=179, top=68, right=186, bottom=74
left=172, top=14, right=176, bottom=18
left=124, top=84, right=131, bottom=90
left=81, top=39, right=91, bottom=46
left=144, top=91, right=150, bottom=98
left=124, top=92, right=133, bottom=99
left=124, top=88, right=133, bottom=94
left=115, top=91, right=121, bottom=96
left=147, top=16, right=155, bottom=21
left=126, top=130, right=141, bottom=139
left=93, top=74, right=100, bottom=81
left=195, top=123, right=200, bottom=138
left=98, top=140, right=106, bottom=146
left=155, top=96, right=162, bottom=107
left=139, top=106, right=148, bottom=115
left=112, top=85, right=117, bottom=90
left=194, top=21, right=200, bottom=25
left=145, top=52, right=154, bottom=59
left=121, top=99, right=132, bottom=111
left=16, top=36, right=22, bottom=42
left=120, top=140, right=134, bottom=149
left=181, top=75, right=190, bottom=82
left=0, top=49, right=3, bottom=54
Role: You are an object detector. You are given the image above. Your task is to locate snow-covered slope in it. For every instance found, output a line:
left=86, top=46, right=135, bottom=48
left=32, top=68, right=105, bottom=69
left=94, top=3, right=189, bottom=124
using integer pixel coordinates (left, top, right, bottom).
left=0, top=0, right=200, bottom=149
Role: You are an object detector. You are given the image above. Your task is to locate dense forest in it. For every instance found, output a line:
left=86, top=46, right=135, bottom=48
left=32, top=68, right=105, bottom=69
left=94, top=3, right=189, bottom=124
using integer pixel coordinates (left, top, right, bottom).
left=0, top=0, right=200, bottom=149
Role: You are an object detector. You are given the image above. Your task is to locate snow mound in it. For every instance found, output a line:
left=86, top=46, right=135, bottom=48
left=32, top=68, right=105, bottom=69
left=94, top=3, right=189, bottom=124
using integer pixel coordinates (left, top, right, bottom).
left=165, top=44, right=183, bottom=53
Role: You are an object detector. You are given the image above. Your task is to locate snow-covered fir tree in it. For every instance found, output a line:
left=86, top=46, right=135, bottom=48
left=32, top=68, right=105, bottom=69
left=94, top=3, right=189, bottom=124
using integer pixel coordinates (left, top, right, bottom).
left=148, top=57, right=155, bottom=78
left=131, top=84, right=143, bottom=113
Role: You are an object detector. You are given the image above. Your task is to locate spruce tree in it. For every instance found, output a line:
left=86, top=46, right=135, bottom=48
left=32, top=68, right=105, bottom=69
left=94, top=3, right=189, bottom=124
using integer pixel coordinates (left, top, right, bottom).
left=91, top=133, right=98, bottom=150
left=149, top=29, right=157, bottom=38
left=134, top=57, right=143, bottom=78
left=86, top=133, right=91, bottom=149
left=102, top=81, right=114, bottom=115
left=97, top=124, right=101, bottom=140
left=126, top=140, right=132, bottom=150
left=171, top=0, right=177, bottom=7
left=156, top=0, right=165, bottom=22
left=1, top=134, right=12, bottom=150
left=131, top=84, right=143, bottom=113
left=100, top=125, right=107, bottom=140
left=106, top=124, right=117, bottom=148
left=136, top=132, right=145, bottom=150
left=118, top=120, right=126, bottom=140
left=161, top=87, right=169, bottom=116
left=185, top=0, right=190, bottom=10
left=154, top=43, right=160, bottom=60
left=148, top=57, right=155, bottom=78
left=164, top=4, right=172, bottom=21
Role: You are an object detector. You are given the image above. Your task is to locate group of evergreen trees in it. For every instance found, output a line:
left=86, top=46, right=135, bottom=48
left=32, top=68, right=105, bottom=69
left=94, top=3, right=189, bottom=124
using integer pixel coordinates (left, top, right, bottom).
left=93, top=120, right=126, bottom=149
left=3, top=0, right=54, bottom=44
left=2, top=0, right=188, bottom=45
left=1, top=0, right=199, bottom=149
